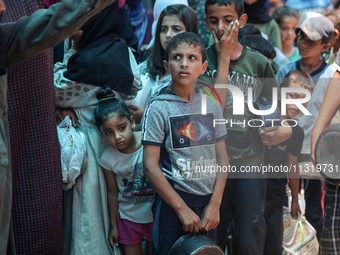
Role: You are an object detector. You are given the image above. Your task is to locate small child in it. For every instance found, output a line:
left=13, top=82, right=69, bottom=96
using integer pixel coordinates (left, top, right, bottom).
left=272, top=6, right=300, bottom=62
left=95, top=87, right=154, bottom=255
left=142, top=32, right=229, bottom=255
left=263, top=70, right=314, bottom=255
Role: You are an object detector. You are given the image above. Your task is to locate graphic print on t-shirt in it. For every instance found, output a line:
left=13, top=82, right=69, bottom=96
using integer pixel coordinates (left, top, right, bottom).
left=169, top=113, right=215, bottom=149
left=119, top=161, right=154, bottom=204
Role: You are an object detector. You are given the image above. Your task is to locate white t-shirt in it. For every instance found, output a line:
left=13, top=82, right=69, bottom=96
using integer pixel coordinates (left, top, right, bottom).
left=98, top=145, right=153, bottom=223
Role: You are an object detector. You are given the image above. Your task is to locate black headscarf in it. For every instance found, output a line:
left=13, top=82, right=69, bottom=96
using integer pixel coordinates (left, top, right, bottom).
left=64, top=1, right=137, bottom=95
left=244, top=0, right=272, bottom=24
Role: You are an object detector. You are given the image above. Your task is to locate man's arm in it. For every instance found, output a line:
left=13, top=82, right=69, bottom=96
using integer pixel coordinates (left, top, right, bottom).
left=0, top=0, right=116, bottom=68
left=200, top=139, right=228, bottom=231
left=311, top=71, right=340, bottom=165
left=143, top=144, right=202, bottom=232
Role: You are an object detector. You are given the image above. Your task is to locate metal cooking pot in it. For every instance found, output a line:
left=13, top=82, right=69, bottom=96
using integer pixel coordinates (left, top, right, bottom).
left=168, top=234, right=224, bottom=255
left=315, top=123, right=340, bottom=185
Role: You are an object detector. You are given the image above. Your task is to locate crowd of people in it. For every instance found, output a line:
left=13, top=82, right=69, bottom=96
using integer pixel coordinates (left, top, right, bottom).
left=1, top=0, right=340, bottom=254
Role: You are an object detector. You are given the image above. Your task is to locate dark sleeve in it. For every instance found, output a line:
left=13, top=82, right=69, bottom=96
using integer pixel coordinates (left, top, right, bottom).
left=286, top=123, right=304, bottom=157
left=0, top=0, right=116, bottom=69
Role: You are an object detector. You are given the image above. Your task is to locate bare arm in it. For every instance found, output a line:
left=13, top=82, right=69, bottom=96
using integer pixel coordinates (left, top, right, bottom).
left=143, top=144, right=202, bottom=232
left=200, top=139, right=228, bottom=231
left=0, top=0, right=116, bottom=68
left=311, top=72, right=340, bottom=165
left=212, top=21, right=239, bottom=112
left=286, top=153, right=301, bottom=219
left=261, top=126, right=292, bottom=146
left=102, top=167, right=119, bottom=247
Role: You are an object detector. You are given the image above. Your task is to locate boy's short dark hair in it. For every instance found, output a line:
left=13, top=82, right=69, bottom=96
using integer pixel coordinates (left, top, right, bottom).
left=205, top=0, right=244, bottom=18
left=240, top=35, right=277, bottom=60
left=164, top=32, right=207, bottom=62
left=238, top=23, right=262, bottom=41
left=281, top=70, right=314, bottom=92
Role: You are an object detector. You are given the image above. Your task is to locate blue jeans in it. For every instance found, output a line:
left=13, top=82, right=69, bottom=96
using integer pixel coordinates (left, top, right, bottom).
left=217, top=177, right=267, bottom=255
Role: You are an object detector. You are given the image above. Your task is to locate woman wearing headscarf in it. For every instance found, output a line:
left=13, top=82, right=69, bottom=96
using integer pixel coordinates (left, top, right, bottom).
left=54, top=1, right=141, bottom=254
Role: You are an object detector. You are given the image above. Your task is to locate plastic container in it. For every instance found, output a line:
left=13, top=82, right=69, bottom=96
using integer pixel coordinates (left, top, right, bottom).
left=282, top=217, right=319, bottom=255
left=283, top=207, right=300, bottom=246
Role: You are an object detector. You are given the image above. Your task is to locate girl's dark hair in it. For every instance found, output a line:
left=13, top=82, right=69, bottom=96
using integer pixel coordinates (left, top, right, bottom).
left=147, top=4, right=198, bottom=80
left=271, top=6, right=299, bottom=25
left=94, top=87, right=132, bottom=129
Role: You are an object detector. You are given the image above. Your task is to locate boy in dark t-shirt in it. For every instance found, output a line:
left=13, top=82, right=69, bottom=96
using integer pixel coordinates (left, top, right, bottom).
left=201, top=0, right=287, bottom=254
left=263, top=70, right=314, bottom=255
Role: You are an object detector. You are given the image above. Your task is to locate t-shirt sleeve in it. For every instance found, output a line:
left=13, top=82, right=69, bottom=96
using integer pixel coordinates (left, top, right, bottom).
left=141, top=101, right=165, bottom=146
left=286, top=124, right=304, bottom=157
left=98, top=147, right=113, bottom=171
left=260, top=60, right=280, bottom=101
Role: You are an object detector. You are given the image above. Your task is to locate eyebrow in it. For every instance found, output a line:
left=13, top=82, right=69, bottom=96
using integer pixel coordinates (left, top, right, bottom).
left=208, top=14, right=234, bottom=19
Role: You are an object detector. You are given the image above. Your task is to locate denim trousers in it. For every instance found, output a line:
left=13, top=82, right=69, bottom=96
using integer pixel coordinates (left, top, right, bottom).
left=217, top=176, right=267, bottom=255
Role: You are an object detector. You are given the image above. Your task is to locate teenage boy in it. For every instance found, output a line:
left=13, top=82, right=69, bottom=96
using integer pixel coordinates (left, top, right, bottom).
left=202, top=0, right=282, bottom=254
left=141, top=32, right=229, bottom=255
left=276, top=15, right=336, bottom=241
left=263, top=70, right=314, bottom=255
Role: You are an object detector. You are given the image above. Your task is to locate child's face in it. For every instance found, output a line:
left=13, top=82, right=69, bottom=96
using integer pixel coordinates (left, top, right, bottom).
left=101, top=115, right=135, bottom=154
left=279, top=16, right=298, bottom=46
left=164, top=43, right=208, bottom=87
left=296, top=31, right=329, bottom=58
left=204, top=3, right=246, bottom=41
left=159, top=15, right=186, bottom=50
left=285, top=82, right=310, bottom=118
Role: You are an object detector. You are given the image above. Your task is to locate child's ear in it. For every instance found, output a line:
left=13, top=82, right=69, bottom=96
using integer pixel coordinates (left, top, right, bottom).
left=204, top=16, right=208, bottom=27
left=163, top=60, right=169, bottom=72
left=130, top=115, right=136, bottom=128
left=322, top=42, right=331, bottom=53
left=239, top=13, right=248, bottom=29
left=200, top=61, right=208, bottom=75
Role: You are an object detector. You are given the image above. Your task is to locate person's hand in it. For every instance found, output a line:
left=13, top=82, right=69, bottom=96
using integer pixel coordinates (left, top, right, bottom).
left=177, top=205, right=202, bottom=233
left=200, top=202, right=220, bottom=231
left=57, top=108, right=77, bottom=127
left=108, top=227, right=119, bottom=248
left=128, top=105, right=144, bottom=124
left=290, top=200, right=301, bottom=220
left=212, top=20, right=239, bottom=60
left=260, top=126, right=292, bottom=146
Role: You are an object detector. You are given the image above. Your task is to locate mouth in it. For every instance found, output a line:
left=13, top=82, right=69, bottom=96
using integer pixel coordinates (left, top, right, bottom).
left=116, top=141, right=125, bottom=147
left=179, top=71, right=190, bottom=77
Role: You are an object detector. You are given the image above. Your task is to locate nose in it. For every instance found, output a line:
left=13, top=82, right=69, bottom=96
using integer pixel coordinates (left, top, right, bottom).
left=0, top=0, right=6, bottom=14
left=166, top=29, right=174, bottom=39
left=114, top=132, right=122, bottom=140
left=217, top=20, right=225, bottom=34
left=181, top=57, right=189, bottom=68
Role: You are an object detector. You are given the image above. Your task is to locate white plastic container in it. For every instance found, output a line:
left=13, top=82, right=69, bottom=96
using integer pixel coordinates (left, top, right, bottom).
left=282, top=217, right=319, bottom=255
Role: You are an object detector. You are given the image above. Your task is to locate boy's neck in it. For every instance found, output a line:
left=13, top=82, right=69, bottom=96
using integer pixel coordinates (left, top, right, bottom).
left=299, top=57, right=323, bottom=75
left=230, top=43, right=244, bottom=60
left=168, top=83, right=196, bottom=102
